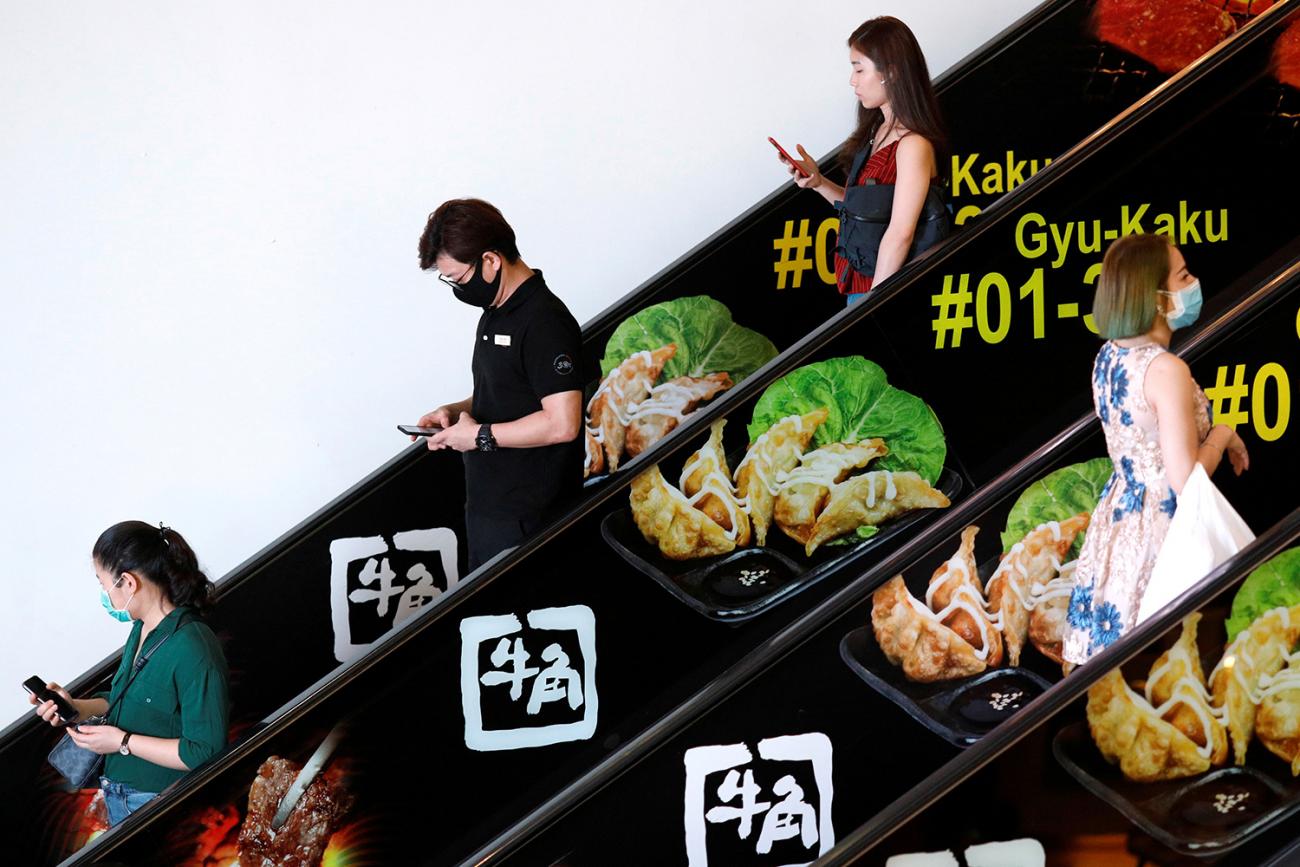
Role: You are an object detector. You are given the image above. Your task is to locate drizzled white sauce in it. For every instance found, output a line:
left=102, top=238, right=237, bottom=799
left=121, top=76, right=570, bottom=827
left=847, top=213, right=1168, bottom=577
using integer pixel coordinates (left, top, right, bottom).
left=1208, top=606, right=1297, bottom=705
left=1259, top=651, right=1300, bottom=701
left=903, top=583, right=999, bottom=661
left=778, top=446, right=875, bottom=493
left=587, top=349, right=657, bottom=426
left=856, top=471, right=898, bottom=508
left=734, top=413, right=819, bottom=497
left=626, top=381, right=698, bottom=425
left=679, top=434, right=748, bottom=541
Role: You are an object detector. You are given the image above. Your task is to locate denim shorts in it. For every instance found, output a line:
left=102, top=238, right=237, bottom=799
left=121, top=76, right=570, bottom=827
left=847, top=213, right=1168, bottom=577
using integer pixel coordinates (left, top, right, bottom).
left=100, top=777, right=158, bottom=827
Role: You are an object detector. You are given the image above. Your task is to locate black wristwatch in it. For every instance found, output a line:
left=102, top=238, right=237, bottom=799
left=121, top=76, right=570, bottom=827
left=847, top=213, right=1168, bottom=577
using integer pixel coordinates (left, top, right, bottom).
left=475, top=424, right=498, bottom=452
left=119, top=732, right=133, bottom=756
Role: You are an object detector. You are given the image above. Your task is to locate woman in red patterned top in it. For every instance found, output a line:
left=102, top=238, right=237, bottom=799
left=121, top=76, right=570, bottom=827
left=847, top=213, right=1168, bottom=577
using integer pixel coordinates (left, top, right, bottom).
left=781, top=17, right=951, bottom=306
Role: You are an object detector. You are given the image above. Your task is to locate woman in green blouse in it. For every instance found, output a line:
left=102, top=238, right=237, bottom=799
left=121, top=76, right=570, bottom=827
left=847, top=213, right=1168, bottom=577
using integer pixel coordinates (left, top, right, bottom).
left=31, top=522, right=230, bottom=826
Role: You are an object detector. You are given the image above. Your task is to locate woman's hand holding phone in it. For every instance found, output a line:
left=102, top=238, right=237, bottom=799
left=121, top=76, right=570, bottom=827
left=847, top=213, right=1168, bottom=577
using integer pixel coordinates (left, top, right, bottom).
left=770, top=138, right=823, bottom=189
left=29, top=681, right=77, bottom=727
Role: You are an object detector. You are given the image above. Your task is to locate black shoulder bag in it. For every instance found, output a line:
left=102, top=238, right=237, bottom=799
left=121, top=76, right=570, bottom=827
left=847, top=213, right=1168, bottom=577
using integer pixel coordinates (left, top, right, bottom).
left=47, top=615, right=192, bottom=790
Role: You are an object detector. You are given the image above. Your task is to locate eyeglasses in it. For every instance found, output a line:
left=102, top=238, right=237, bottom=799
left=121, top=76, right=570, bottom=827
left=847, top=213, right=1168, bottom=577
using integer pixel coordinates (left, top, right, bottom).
left=437, top=261, right=478, bottom=290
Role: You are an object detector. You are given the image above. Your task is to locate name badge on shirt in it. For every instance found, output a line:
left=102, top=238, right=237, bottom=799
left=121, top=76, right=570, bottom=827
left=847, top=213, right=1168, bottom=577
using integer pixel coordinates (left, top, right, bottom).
left=494, top=334, right=511, bottom=347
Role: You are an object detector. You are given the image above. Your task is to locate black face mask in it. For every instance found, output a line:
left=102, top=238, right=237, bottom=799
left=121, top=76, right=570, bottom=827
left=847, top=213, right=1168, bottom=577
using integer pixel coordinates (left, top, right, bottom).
left=453, top=260, right=502, bottom=309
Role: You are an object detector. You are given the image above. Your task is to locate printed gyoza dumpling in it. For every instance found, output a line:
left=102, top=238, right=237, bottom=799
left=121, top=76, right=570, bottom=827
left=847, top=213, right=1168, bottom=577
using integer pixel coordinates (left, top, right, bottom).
left=1144, top=614, right=1229, bottom=767
left=587, top=344, right=676, bottom=474
left=1087, top=668, right=1210, bottom=782
left=626, top=374, right=732, bottom=459
left=733, top=409, right=827, bottom=547
left=1209, top=604, right=1300, bottom=765
left=872, top=575, right=987, bottom=683
left=679, top=419, right=750, bottom=547
left=629, top=465, right=734, bottom=560
left=985, top=515, right=1090, bottom=667
left=773, top=440, right=887, bottom=546
left=804, top=471, right=950, bottom=556
left=1028, top=560, right=1078, bottom=666
left=584, top=427, right=605, bottom=478
left=1256, top=652, right=1300, bottom=776
left=926, top=525, right=1003, bottom=667
left=624, top=373, right=733, bottom=459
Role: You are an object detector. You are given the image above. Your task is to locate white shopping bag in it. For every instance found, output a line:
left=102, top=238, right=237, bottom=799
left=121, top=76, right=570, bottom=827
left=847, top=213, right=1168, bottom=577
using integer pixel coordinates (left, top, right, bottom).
left=1137, top=463, right=1254, bottom=623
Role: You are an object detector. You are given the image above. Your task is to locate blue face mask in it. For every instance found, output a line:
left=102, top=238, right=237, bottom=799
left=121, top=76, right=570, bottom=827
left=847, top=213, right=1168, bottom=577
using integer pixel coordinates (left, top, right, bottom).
left=100, top=579, right=135, bottom=623
left=1163, top=280, right=1203, bottom=330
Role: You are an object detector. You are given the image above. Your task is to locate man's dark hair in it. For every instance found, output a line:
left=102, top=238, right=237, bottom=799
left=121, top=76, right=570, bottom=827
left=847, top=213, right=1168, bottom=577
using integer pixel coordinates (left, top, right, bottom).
left=418, top=198, right=521, bottom=270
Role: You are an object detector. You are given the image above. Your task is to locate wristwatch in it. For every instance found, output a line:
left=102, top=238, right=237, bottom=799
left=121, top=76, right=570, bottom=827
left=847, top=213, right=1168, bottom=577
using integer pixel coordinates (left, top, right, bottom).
left=119, top=732, right=133, bottom=756
left=475, top=424, right=498, bottom=452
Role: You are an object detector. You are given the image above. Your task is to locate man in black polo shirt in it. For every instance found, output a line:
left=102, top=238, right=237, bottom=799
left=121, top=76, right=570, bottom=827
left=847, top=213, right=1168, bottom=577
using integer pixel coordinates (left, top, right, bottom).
left=415, top=198, right=583, bottom=571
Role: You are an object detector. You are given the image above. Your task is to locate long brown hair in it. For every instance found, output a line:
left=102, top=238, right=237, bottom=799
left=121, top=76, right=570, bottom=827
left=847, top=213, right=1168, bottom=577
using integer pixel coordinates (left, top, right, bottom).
left=839, top=17, right=949, bottom=180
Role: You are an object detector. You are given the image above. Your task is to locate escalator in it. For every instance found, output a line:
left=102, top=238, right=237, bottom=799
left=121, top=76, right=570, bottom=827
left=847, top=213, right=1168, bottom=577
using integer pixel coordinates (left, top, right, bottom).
left=472, top=254, right=1300, bottom=866
left=17, top=1, right=1299, bottom=864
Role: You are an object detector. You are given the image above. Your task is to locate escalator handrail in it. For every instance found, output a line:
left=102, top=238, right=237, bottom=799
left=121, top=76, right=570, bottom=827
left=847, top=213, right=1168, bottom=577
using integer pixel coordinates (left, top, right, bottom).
left=814, top=507, right=1300, bottom=866
left=463, top=256, right=1300, bottom=865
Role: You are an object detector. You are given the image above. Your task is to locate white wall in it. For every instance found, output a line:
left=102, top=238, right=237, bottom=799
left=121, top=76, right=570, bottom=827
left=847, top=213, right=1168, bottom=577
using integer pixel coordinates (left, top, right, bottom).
left=0, top=0, right=1040, bottom=725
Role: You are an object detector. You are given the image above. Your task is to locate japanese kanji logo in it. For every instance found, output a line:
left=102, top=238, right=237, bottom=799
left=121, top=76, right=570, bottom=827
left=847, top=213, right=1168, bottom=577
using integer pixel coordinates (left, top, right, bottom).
left=460, top=604, right=598, bottom=751
left=329, top=528, right=460, bottom=663
left=683, top=733, right=834, bottom=866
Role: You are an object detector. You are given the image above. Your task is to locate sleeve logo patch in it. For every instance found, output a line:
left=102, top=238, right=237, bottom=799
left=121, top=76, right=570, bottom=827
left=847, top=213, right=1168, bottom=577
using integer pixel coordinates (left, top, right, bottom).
left=554, top=354, right=575, bottom=375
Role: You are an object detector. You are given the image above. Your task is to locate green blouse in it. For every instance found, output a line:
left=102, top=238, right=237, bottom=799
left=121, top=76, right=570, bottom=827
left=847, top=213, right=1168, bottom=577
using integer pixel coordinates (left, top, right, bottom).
left=93, top=606, right=230, bottom=793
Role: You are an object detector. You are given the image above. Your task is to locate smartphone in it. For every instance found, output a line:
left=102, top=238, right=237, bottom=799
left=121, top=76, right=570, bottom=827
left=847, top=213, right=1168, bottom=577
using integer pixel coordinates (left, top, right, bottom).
left=769, top=137, right=810, bottom=177
left=22, top=676, right=79, bottom=724
left=398, top=424, right=443, bottom=437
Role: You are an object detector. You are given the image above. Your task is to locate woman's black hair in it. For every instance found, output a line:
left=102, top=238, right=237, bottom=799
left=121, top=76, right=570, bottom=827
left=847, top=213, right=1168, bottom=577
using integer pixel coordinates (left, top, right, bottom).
left=840, top=17, right=949, bottom=180
left=93, top=521, right=215, bottom=614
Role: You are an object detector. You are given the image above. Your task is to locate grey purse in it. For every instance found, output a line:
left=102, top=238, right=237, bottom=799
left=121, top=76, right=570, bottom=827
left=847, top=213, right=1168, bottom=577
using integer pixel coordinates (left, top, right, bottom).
left=46, top=616, right=191, bottom=789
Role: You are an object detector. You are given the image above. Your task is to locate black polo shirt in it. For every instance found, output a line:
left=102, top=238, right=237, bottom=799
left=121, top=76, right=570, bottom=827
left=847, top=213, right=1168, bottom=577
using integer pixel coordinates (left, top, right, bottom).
left=466, top=270, right=583, bottom=518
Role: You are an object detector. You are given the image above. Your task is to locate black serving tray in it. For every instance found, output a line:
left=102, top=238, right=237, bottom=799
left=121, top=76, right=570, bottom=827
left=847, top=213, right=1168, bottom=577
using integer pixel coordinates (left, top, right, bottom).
left=839, top=626, right=1054, bottom=748
left=838, top=537, right=1066, bottom=746
left=1053, top=721, right=1300, bottom=856
left=601, top=467, right=964, bottom=622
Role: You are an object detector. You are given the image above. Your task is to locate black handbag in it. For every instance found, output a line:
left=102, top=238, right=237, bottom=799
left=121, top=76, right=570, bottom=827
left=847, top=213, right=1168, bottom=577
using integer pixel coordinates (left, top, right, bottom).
left=834, top=143, right=952, bottom=287
left=46, top=615, right=192, bottom=790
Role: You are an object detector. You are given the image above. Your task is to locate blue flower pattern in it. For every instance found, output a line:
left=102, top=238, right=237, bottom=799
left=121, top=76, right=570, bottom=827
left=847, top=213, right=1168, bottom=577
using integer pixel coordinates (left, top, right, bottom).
left=1068, top=584, right=1094, bottom=631
left=1112, top=456, right=1146, bottom=523
left=1065, top=342, right=1212, bottom=665
left=1090, top=601, right=1124, bottom=651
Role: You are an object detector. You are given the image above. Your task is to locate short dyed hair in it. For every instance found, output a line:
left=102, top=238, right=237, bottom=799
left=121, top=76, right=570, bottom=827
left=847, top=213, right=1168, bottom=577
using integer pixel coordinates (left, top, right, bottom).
left=1092, top=233, right=1171, bottom=340
left=418, top=198, right=521, bottom=271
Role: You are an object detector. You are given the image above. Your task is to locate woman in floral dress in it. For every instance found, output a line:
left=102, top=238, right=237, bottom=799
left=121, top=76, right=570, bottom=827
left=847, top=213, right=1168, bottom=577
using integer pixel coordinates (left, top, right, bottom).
left=1063, top=234, right=1249, bottom=666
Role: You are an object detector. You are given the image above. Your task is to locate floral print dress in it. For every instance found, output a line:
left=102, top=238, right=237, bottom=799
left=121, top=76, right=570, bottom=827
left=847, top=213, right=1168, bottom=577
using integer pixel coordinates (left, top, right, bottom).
left=1062, top=341, right=1212, bottom=664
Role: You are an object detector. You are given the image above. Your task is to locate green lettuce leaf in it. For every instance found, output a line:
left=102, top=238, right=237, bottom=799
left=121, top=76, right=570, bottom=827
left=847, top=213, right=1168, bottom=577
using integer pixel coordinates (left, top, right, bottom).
left=599, top=295, right=778, bottom=383
left=746, top=356, right=946, bottom=484
left=1225, top=547, right=1300, bottom=642
left=1000, top=458, right=1113, bottom=556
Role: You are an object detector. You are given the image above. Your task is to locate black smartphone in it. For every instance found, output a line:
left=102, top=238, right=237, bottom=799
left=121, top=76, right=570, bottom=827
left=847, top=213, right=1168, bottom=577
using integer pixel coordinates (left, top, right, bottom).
left=398, top=424, right=442, bottom=437
left=22, top=676, right=79, bottom=724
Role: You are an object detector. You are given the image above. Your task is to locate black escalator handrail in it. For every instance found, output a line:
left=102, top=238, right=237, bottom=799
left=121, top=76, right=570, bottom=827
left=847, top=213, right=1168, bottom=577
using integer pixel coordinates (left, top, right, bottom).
left=463, top=258, right=1300, bottom=865
left=815, top=508, right=1300, bottom=866
left=73, top=19, right=1300, bottom=857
